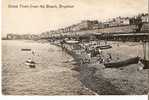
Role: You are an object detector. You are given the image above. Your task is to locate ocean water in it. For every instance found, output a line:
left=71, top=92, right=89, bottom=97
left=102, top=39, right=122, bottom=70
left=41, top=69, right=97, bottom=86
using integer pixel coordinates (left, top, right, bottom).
left=2, top=40, right=93, bottom=95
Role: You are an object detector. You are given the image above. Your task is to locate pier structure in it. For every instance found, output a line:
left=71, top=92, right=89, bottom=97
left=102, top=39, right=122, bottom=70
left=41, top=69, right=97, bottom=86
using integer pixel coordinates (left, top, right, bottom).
left=143, top=41, right=149, bottom=68
left=96, top=32, right=149, bottom=68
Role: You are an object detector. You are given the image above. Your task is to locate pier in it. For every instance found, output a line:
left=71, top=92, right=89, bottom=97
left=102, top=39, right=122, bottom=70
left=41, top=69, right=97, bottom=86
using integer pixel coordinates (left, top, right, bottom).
left=143, top=41, right=149, bottom=68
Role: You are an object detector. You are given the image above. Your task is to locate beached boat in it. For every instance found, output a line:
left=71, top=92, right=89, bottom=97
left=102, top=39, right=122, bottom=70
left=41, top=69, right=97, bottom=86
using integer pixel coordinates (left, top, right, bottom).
left=25, top=59, right=36, bottom=68
left=96, top=45, right=112, bottom=50
left=104, top=57, right=140, bottom=68
left=65, top=40, right=79, bottom=44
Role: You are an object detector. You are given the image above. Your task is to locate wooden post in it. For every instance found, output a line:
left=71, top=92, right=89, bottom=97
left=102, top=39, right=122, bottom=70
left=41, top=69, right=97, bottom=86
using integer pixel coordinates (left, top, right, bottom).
left=143, top=41, right=149, bottom=69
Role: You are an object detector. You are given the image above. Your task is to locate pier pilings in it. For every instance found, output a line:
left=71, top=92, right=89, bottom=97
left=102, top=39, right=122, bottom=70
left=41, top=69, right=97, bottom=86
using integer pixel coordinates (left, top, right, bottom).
left=143, top=41, right=149, bottom=69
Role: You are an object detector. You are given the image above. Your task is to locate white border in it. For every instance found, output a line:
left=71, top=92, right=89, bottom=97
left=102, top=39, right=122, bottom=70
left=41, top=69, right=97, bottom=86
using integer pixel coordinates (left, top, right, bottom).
left=0, top=0, right=148, bottom=100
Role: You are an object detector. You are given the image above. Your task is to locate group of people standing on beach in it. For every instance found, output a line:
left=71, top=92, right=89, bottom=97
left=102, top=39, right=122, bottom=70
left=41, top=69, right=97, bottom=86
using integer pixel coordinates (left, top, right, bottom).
left=79, top=41, right=113, bottom=64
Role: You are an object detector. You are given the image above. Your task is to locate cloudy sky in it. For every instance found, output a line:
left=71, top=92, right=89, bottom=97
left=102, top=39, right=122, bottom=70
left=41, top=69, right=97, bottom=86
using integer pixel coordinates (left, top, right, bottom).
left=2, top=0, right=148, bottom=37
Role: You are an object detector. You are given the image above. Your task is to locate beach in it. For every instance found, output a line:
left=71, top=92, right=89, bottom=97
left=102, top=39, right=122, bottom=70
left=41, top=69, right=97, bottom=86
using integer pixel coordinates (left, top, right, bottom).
left=56, top=40, right=148, bottom=95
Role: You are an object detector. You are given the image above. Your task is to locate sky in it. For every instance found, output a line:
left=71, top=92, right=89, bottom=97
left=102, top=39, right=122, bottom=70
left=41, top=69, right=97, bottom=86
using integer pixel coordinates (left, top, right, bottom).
left=2, top=0, right=148, bottom=37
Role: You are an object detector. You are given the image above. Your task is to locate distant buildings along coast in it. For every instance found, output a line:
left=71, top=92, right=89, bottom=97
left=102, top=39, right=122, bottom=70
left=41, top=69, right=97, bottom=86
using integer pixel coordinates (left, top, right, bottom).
left=5, top=13, right=149, bottom=40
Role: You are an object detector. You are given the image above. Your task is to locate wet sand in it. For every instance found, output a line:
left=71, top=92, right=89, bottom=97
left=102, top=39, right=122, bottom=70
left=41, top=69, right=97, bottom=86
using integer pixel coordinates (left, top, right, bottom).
left=2, top=40, right=94, bottom=95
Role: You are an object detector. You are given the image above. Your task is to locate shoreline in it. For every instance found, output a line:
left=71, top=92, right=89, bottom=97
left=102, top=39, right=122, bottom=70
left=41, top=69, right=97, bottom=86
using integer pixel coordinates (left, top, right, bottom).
left=49, top=42, right=98, bottom=95
left=52, top=42, right=127, bottom=94
left=2, top=39, right=148, bottom=95
left=2, top=40, right=96, bottom=95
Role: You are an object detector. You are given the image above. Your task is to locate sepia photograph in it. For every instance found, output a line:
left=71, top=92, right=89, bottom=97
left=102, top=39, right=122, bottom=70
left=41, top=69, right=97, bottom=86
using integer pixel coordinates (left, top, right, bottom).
left=1, top=0, right=149, bottom=96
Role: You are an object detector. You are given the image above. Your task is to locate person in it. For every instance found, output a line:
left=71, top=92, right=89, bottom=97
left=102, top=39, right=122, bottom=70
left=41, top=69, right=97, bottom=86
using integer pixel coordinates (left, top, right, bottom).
left=32, top=51, right=35, bottom=56
left=27, top=58, right=32, bottom=63
left=107, top=53, right=112, bottom=60
left=137, top=60, right=144, bottom=71
left=87, top=53, right=91, bottom=63
left=60, top=40, right=64, bottom=47
left=98, top=49, right=102, bottom=55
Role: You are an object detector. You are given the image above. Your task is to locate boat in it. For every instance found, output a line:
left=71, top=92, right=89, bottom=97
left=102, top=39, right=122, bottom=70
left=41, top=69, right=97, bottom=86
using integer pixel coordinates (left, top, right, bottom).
left=65, top=40, right=79, bottom=44
left=21, top=48, right=31, bottom=51
left=25, top=59, right=36, bottom=68
left=104, top=57, right=140, bottom=68
left=96, top=45, right=112, bottom=50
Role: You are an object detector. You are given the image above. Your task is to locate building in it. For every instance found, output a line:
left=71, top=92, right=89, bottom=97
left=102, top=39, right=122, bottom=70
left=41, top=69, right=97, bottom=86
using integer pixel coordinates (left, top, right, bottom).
left=120, top=17, right=130, bottom=25
left=71, top=24, right=80, bottom=32
left=76, top=20, right=99, bottom=30
left=98, top=22, right=105, bottom=29
left=40, top=31, right=51, bottom=38
left=108, top=17, right=130, bottom=27
left=141, top=13, right=149, bottom=23
left=103, top=22, right=110, bottom=28
left=7, top=34, right=19, bottom=39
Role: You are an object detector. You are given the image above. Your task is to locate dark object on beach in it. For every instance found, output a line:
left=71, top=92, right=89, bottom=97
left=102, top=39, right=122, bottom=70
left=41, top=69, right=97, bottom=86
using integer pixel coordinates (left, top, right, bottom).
left=140, top=59, right=149, bottom=69
left=21, top=48, right=31, bottom=51
left=25, top=59, right=36, bottom=68
left=104, top=57, right=140, bottom=68
left=28, top=64, right=36, bottom=68
left=96, top=45, right=112, bottom=50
